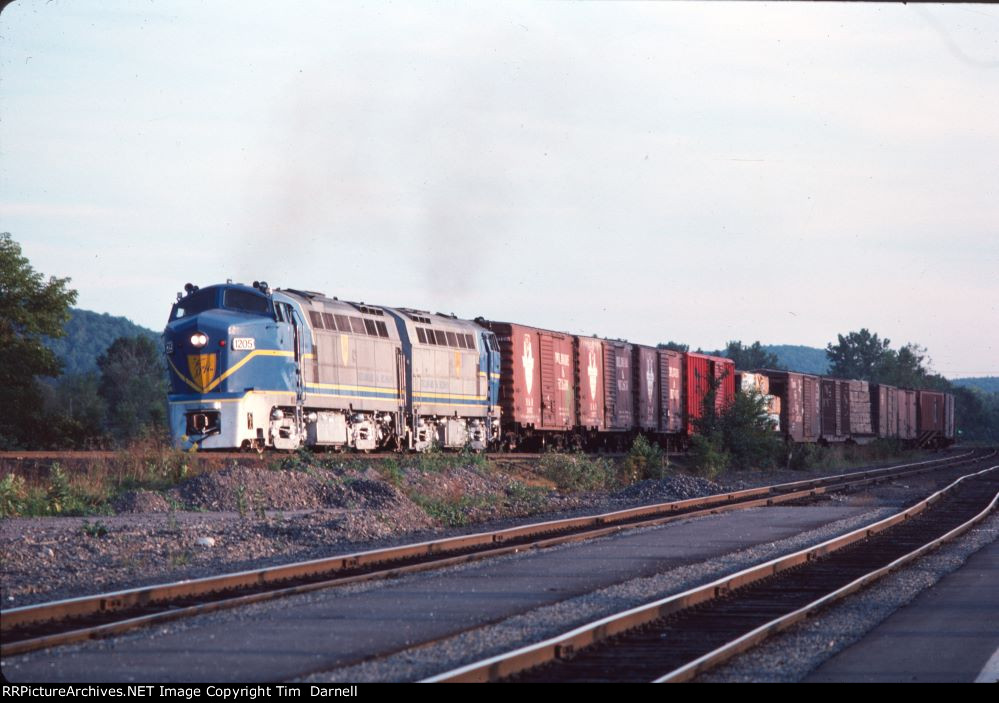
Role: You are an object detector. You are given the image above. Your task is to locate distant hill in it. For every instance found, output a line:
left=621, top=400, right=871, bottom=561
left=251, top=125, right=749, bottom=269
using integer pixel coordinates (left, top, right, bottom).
left=952, top=377, right=999, bottom=395
left=45, top=308, right=159, bottom=376
left=762, top=345, right=829, bottom=375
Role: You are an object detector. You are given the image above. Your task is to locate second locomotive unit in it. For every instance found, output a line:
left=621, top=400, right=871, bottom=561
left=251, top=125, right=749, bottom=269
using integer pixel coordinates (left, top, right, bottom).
left=164, top=281, right=501, bottom=452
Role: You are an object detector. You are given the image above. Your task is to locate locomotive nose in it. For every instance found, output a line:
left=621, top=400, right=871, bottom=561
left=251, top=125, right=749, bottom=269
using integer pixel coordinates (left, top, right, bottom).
left=165, top=315, right=234, bottom=394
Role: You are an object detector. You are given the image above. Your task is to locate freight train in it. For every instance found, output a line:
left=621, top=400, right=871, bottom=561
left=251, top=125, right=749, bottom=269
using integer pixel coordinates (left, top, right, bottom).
left=163, top=281, right=955, bottom=452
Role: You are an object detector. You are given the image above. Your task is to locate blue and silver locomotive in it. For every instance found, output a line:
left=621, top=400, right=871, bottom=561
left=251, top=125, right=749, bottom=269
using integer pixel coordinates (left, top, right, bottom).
left=164, top=281, right=501, bottom=452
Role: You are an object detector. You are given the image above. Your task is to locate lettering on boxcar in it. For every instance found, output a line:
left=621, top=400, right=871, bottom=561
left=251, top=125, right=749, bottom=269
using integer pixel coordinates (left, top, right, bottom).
left=587, top=349, right=598, bottom=400
left=522, top=335, right=534, bottom=395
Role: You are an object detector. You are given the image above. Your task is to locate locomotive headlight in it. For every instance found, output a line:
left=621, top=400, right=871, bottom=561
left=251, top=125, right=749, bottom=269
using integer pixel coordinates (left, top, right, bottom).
left=190, top=332, right=209, bottom=348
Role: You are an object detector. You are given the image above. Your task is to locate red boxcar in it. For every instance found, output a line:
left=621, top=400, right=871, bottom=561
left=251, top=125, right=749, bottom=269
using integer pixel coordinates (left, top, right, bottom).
left=657, top=349, right=684, bottom=435
left=633, top=345, right=659, bottom=432
left=574, top=335, right=605, bottom=431
left=480, top=321, right=576, bottom=433
left=684, top=352, right=735, bottom=435
left=603, top=340, right=634, bottom=431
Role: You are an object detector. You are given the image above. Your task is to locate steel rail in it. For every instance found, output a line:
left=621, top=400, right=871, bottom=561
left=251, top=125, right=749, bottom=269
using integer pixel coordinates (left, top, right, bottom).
left=423, top=461, right=998, bottom=683
left=0, top=449, right=985, bottom=657
left=0, top=451, right=585, bottom=462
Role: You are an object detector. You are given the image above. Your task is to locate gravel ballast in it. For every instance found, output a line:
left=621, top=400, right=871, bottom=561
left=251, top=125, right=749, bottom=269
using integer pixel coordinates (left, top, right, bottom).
left=300, top=507, right=904, bottom=682
left=697, top=512, right=999, bottom=683
left=0, top=451, right=967, bottom=609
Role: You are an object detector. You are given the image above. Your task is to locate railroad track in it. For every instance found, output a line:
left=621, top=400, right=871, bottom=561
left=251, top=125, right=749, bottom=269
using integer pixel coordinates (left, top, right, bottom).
left=0, top=450, right=594, bottom=462
left=425, top=456, right=999, bottom=682
left=1, top=449, right=988, bottom=658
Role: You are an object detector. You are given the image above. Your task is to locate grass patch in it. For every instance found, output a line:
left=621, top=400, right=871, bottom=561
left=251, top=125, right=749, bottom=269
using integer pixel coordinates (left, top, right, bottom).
left=411, top=492, right=499, bottom=527
left=80, top=518, right=109, bottom=538
left=505, top=481, right=549, bottom=512
left=538, top=451, right=616, bottom=491
left=1, top=443, right=205, bottom=517
left=787, top=440, right=917, bottom=472
left=689, top=433, right=730, bottom=479
left=408, top=446, right=488, bottom=473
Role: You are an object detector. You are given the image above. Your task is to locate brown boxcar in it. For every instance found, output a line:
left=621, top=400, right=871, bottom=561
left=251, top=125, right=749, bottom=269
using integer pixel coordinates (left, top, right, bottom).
left=759, top=370, right=803, bottom=442
left=480, top=321, right=576, bottom=433
left=871, top=384, right=899, bottom=438
left=684, top=352, right=735, bottom=435
left=603, top=340, right=634, bottom=431
left=945, top=393, right=955, bottom=440
left=574, top=335, right=605, bottom=431
left=758, top=370, right=819, bottom=443
left=898, top=389, right=918, bottom=440
left=802, top=374, right=821, bottom=441
left=917, top=390, right=947, bottom=434
left=658, top=349, right=684, bottom=435
left=633, top=345, right=659, bottom=432
left=820, top=378, right=847, bottom=441
left=846, top=379, right=874, bottom=437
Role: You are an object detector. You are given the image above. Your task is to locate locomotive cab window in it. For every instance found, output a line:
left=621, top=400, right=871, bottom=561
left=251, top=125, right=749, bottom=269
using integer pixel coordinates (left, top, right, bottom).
left=223, top=289, right=272, bottom=317
left=417, top=327, right=427, bottom=344
left=171, top=288, right=218, bottom=320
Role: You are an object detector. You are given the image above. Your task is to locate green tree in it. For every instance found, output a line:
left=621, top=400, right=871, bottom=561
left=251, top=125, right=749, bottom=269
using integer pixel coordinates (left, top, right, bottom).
left=0, top=233, right=78, bottom=447
left=97, top=336, right=167, bottom=444
left=690, top=367, right=781, bottom=472
left=39, top=373, right=108, bottom=448
left=825, top=329, right=893, bottom=381
left=657, top=341, right=689, bottom=352
left=719, top=389, right=783, bottom=468
left=722, top=340, right=780, bottom=370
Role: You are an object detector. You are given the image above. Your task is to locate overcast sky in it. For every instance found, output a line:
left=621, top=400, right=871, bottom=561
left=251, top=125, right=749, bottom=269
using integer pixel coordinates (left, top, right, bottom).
left=2, top=1, right=997, bottom=377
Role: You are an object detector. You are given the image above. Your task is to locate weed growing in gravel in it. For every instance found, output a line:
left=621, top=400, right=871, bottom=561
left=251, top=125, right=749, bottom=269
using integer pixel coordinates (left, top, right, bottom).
left=621, top=435, right=666, bottom=483
left=0, top=474, right=25, bottom=518
left=169, top=549, right=192, bottom=568
left=253, top=490, right=267, bottom=520
left=166, top=508, right=180, bottom=534
left=44, top=463, right=105, bottom=515
left=80, top=519, right=109, bottom=538
left=538, top=451, right=615, bottom=492
left=281, top=448, right=315, bottom=473
left=46, top=464, right=73, bottom=514
left=235, top=484, right=248, bottom=518
left=411, top=492, right=499, bottom=527
left=374, top=458, right=404, bottom=487
left=505, top=481, right=549, bottom=512
left=412, top=446, right=489, bottom=473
